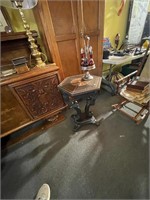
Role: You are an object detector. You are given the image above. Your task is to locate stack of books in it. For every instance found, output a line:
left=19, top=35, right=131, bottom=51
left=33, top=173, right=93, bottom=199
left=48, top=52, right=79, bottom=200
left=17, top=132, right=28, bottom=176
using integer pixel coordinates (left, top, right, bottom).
left=126, top=80, right=149, bottom=93
left=121, top=80, right=150, bottom=104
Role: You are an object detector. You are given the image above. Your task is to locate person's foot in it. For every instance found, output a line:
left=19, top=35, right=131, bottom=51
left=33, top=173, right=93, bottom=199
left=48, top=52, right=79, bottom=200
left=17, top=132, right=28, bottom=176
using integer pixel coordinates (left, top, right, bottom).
left=35, top=184, right=50, bottom=200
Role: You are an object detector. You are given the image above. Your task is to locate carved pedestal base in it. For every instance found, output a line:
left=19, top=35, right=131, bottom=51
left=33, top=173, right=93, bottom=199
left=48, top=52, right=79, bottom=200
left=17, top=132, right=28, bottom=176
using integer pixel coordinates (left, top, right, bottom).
left=68, top=94, right=100, bottom=132
left=71, top=114, right=100, bottom=132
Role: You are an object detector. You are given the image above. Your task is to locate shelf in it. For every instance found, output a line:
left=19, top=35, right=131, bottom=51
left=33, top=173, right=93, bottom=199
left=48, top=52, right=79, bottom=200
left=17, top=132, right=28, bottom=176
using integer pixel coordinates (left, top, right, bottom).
left=1, top=64, right=59, bottom=86
left=1, top=30, right=38, bottom=41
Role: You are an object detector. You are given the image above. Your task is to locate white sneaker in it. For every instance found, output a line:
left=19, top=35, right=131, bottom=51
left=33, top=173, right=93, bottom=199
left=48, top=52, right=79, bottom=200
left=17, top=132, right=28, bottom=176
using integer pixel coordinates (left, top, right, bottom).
left=35, top=184, right=50, bottom=200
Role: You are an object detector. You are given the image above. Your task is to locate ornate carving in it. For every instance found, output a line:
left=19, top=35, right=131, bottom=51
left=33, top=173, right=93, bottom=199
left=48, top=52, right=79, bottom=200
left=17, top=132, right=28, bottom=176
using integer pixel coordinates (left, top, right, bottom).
left=14, top=75, right=64, bottom=118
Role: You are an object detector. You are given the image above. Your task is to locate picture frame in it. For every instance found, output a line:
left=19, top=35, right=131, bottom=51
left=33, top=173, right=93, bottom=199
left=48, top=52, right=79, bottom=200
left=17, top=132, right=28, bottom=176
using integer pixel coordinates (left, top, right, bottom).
left=0, top=6, right=13, bottom=33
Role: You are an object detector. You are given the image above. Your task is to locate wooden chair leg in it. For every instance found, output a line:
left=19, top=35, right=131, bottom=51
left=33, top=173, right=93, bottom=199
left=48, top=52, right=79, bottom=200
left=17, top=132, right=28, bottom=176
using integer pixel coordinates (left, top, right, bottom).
left=112, top=99, right=128, bottom=109
left=112, top=100, right=149, bottom=124
left=134, top=105, right=149, bottom=124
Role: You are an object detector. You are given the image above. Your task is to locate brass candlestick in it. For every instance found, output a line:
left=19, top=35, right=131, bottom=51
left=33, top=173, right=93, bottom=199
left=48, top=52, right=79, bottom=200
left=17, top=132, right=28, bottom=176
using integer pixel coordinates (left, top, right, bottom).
left=12, top=0, right=46, bottom=68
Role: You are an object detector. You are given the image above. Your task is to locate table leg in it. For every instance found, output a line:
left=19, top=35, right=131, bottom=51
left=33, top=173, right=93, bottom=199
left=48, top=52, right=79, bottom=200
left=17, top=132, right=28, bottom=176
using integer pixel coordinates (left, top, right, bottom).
left=102, top=64, right=117, bottom=95
left=108, top=64, right=113, bottom=82
left=102, top=78, right=116, bottom=95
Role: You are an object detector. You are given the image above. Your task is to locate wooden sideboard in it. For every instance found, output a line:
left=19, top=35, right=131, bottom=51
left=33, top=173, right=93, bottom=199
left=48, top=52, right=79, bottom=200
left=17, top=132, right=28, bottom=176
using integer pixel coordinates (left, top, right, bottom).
left=1, top=31, right=66, bottom=147
left=1, top=65, right=66, bottom=139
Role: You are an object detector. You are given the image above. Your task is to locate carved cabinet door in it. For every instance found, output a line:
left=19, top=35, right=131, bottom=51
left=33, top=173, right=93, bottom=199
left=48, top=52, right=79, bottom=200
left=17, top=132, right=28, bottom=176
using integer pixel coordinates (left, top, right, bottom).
left=9, top=72, right=65, bottom=119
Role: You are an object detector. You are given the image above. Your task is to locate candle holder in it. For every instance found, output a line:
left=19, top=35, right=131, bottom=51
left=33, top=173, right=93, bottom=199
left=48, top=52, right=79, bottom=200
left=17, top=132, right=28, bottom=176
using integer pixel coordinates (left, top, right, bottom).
left=82, top=66, right=95, bottom=81
left=80, top=35, right=96, bottom=81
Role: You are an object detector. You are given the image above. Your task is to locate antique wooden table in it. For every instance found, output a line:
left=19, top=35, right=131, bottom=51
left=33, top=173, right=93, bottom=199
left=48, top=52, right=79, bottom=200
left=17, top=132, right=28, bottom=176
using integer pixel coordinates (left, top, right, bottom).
left=58, top=74, right=102, bottom=131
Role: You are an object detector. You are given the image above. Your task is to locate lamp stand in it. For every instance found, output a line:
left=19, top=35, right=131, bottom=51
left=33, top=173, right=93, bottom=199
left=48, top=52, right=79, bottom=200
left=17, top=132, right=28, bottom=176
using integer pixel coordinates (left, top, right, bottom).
left=82, top=70, right=94, bottom=81
left=13, top=0, right=46, bottom=68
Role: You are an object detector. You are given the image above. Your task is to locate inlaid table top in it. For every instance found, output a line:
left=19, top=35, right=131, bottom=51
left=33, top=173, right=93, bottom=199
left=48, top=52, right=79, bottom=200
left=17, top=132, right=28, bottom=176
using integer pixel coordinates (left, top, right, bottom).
left=58, top=74, right=102, bottom=96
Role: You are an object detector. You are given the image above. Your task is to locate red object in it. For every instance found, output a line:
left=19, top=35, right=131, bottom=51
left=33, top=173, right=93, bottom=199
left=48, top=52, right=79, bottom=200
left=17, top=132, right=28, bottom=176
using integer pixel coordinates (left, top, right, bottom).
left=80, top=48, right=85, bottom=66
left=89, top=52, right=94, bottom=66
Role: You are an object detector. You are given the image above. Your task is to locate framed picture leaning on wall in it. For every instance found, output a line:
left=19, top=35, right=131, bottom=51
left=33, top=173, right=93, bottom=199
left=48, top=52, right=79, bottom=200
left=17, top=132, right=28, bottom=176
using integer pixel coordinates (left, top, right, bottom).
left=0, top=6, right=13, bottom=33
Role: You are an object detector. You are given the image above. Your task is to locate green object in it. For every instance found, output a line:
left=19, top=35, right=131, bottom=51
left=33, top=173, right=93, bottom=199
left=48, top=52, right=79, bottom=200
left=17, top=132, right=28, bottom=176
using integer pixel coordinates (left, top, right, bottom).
left=121, top=64, right=138, bottom=76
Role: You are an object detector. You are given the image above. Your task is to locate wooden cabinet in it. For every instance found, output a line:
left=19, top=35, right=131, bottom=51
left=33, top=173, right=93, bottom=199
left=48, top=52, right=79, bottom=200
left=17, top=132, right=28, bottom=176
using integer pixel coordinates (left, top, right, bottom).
left=1, top=65, right=66, bottom=139
left=33, top=0, right=105, bottom=79
left=1, top=31, right=66, bottom=143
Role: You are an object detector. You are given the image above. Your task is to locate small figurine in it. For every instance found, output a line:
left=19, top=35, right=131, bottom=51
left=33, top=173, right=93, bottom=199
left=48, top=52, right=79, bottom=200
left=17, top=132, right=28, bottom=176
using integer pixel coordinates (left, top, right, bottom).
left=115, top=33, right=120, bottom=49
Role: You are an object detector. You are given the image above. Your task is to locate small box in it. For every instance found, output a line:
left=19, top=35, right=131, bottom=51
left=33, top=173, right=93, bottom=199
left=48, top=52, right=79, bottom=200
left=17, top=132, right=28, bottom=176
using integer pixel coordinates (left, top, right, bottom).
left=12, top=57, right=30, bottom=74
left=103, top=37, right=111, bottom=49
